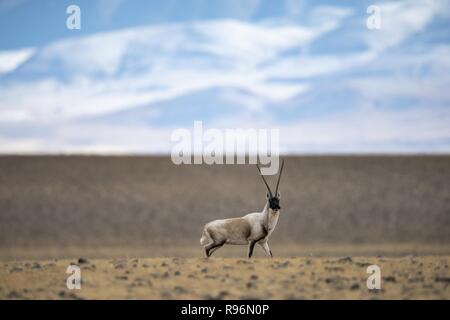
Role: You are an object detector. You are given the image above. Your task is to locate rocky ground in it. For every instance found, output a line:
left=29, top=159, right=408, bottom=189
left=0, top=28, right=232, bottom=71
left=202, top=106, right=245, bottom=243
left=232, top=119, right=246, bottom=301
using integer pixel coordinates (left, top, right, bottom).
left=1, top=256, right=449, bottom=299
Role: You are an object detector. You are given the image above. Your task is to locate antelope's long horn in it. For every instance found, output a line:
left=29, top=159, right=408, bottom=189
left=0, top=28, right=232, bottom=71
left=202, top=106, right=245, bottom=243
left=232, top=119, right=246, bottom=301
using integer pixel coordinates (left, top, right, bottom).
left=256, top=164, right=273, bottom=197
left=274, top=159, right=284, bottom=196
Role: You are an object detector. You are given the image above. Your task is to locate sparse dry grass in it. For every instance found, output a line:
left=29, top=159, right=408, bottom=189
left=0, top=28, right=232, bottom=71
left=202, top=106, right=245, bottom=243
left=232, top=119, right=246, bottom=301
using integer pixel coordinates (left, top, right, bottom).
left=1, top=255, right=449, bottom=299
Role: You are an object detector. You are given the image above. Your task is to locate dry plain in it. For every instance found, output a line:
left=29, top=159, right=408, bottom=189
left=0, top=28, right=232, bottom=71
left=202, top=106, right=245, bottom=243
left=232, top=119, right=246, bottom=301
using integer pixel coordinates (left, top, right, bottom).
left=1, top=255, right=449, bottom=299
left=0, top=156, right=449, bottom=299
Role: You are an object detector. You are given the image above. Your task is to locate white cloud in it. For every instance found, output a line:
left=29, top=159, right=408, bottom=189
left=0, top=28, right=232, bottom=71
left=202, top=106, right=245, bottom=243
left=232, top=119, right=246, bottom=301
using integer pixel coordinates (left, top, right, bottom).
left=281, top=106, right=450, bottom=153
left=0, top=47, right=34, bottom=74
left=348, top=76, right=450, bottom=102
left=347, top=45, right=450, bottom=106
left=2, top=105, right=448, bottom=154
left=0, top=124, right=174, bottom=154
left=365, top=0, right=446, bottom=52
left=262, top=51, right=376, bottom=80
left=0, top=18, right=346, bottom=124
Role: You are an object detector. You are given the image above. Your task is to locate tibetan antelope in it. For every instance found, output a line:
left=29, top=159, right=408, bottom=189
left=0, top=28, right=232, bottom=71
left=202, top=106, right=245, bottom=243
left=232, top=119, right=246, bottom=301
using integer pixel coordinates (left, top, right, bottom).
left=200, top=160, right=285, bottom=258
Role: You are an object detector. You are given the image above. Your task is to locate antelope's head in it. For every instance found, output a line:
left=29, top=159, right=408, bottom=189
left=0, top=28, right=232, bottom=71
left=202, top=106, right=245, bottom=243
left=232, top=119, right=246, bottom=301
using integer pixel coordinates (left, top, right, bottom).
left=257, top=160, right=284, bottom=213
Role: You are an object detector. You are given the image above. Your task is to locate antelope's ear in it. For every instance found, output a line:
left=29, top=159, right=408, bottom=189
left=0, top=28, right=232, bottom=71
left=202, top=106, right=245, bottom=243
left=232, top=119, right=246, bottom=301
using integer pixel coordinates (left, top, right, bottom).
left=277, top=192, right=281, bottom=199
left=266, top=193, right=270, bottom=199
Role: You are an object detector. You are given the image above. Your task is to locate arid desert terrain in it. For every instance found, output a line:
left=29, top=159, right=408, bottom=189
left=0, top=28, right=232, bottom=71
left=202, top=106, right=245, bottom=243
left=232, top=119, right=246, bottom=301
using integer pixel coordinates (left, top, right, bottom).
left=0, top=155, right=449, bottom=299
left=1, top=256, right=449, bottom=299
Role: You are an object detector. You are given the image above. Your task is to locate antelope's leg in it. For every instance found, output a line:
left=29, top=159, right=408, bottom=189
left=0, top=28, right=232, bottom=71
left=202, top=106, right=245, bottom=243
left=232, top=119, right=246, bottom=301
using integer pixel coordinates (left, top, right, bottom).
left=205, top=241, right=225, bottom=258
left=248, top=240, right=257, bottom=259
left=208, top=244, right=222, bottom=255
left=258, top=240, right=273, bottom=257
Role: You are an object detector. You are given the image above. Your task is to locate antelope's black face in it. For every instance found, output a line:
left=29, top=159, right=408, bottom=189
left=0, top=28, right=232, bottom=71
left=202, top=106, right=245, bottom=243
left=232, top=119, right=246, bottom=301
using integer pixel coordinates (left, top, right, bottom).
left=269, top=197, right=281, bottom=211
left=257, top=159, right=284, bottom=213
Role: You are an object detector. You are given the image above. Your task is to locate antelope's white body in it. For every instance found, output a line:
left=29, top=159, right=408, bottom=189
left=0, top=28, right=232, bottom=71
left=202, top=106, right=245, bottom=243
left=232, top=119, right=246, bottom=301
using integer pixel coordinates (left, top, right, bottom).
left=200, top=160, right=284, bottom=258
left=200, top=202, right=280, bottom=258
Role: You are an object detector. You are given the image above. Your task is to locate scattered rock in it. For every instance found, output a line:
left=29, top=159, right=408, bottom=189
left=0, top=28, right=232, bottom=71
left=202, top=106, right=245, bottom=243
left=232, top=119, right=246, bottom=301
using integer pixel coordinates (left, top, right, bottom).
left=250, top=274, right=258, bottom=280
left=272, top=261, right=290, bottom=269
left=66, top=292, right=82, bottom=300
left=114, top=262, right=127, bottom=269
left=7, top=291, right=21, bottom=298
left=337, top=257, right=353, bottom=263
left=204, top=290, right=230, bottom=300
left=325, top=266, right=344, bottom=272
left=160, top=291, right=172, bottom=299
left=355, top=262, right=371, bottom=267
left=217, top=290, right=230, bottom=299
left=174, top=286, right=189, bottom=294
left=409, top=277, right=424, bottom=283
left=9, top=266, right=23, bottom=273
left=78, top=257, right=89, bottom=264
left=350, top=283, right=360, bottom=290
left=113, top=259, right=127, bottom=269
left=435, top=277, right=450, bottom=283
left=172, top=257, right=185, bottom=264
left=325, top=276, right=348, bottom=285
left=384, top=276, right=396, bottom=283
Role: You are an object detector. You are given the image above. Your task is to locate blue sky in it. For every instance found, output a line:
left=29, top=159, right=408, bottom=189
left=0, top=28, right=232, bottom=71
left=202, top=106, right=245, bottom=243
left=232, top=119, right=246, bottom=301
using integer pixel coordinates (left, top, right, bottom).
left=0, top=0, right=449, bottom=153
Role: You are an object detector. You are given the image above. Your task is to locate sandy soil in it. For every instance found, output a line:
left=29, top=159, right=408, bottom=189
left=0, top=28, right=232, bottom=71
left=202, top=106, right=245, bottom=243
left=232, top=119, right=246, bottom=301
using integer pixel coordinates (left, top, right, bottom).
left=1, top=255, right=449, bottom=299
